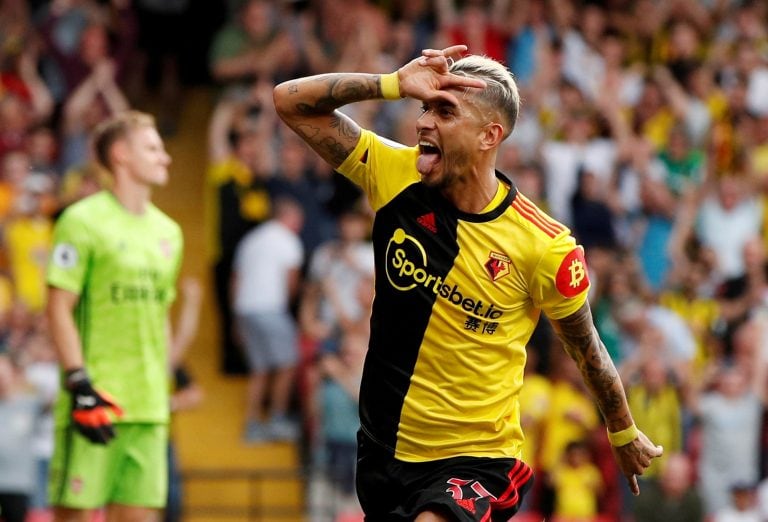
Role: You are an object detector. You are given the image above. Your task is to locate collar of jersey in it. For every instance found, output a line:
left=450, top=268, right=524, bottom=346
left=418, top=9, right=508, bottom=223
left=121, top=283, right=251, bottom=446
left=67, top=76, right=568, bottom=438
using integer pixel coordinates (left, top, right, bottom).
left=433, top=170, right=517, bottom=223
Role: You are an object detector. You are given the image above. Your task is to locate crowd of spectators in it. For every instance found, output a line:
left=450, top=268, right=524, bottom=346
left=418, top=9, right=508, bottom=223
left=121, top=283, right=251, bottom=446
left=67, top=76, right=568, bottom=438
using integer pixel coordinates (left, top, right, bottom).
left=203, top=0, right=768, bottom=520
left=5, top=0, right=768, bottom=521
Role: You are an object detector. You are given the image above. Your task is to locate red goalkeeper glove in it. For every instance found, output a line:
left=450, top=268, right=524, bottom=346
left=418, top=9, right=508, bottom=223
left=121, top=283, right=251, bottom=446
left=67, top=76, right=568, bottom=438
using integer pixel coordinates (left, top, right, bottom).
left=65, top=368, right=124, bottom=444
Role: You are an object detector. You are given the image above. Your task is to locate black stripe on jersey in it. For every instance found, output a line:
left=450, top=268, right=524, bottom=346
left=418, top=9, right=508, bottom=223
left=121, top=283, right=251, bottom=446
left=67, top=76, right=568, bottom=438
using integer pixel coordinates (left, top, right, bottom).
left=76, top=286, right=90, bottom=363
left=450, top=171, right=517, bottom=223
left=77, top=249, right=94, bottom=365
left=359, top=172, right=516, bottom=451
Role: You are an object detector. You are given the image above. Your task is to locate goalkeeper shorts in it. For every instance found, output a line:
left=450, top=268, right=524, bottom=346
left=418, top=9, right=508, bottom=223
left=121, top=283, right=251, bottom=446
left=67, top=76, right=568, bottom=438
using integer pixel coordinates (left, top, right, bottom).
left=49, top=422, right=168, bottom=509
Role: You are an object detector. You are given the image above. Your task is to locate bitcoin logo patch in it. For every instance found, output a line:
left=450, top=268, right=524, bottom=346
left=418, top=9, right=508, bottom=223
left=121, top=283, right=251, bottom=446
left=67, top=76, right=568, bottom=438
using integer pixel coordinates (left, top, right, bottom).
left=568, top=258, right=586, bottom=288
left=555, top=247, right=590, bottom=297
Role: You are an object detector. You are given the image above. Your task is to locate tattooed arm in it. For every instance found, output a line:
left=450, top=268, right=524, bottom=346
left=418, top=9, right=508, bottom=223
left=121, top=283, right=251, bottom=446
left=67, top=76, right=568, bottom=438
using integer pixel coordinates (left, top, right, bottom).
left=550, top=302, right=632, bottom=431
left=549, top=301, right=664, bottom=496
left=273, top=73, right=373, bottom=168
left=273, top=44, right=486, bottom=168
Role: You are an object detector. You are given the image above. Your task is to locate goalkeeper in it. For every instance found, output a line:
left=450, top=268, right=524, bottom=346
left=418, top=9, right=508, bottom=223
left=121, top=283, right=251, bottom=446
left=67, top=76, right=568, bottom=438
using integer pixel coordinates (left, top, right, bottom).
left=46, top=111, right=183, bottom=522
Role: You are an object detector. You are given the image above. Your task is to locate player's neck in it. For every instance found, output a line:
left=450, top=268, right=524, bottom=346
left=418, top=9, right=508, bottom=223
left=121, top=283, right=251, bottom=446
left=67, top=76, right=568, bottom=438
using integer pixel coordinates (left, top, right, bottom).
left=111, top=182, right=152, bottom=215
left=442, top=168, right=499, bottom=214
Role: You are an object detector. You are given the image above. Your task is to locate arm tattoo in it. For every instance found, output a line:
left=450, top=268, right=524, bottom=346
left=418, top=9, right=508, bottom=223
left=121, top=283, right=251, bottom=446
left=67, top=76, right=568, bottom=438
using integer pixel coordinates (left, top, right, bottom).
left=318, top=136, right=352, bottom=167
left=287, top=75, right=379, bottom=164
left=331, top=115, right=358, bottom=140
left=293, top=75, right=380, bottom=115
left=551, top=303, right=631, bottom=427
left=294, top=120, right=359, bottom=166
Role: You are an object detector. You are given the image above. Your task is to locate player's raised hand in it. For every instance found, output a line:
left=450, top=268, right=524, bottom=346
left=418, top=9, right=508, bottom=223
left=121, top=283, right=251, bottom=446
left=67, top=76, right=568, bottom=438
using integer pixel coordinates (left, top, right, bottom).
left=418, top=46, right=465, bottom=72
left=396, top=45, right=486, bottom=106
left=66, top=368, right=124, bottom=444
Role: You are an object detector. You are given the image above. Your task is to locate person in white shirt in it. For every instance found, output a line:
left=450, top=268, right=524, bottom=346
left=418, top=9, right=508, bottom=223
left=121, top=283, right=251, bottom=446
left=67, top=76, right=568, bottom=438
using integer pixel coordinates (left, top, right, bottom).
left=232, top=197, right=305, bottom=443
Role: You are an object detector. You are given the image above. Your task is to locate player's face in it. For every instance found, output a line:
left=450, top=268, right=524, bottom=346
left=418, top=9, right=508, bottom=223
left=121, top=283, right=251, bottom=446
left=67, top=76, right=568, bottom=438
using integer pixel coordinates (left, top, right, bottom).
left=124, top=126, right=171, bottom=187
left=415, top=91, right=490, bottom=189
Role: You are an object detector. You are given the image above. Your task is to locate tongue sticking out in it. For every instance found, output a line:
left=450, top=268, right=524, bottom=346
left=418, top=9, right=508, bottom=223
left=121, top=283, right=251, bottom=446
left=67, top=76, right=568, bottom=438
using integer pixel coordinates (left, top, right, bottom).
left=417, top=152, right=441, bottom=175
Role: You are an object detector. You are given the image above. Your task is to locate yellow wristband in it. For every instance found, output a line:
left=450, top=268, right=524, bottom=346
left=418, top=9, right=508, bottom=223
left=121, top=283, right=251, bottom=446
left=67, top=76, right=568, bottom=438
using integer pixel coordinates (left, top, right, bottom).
left=607, top=424, right=639, bottom=447
left=380, top=72, right=402, bottom=100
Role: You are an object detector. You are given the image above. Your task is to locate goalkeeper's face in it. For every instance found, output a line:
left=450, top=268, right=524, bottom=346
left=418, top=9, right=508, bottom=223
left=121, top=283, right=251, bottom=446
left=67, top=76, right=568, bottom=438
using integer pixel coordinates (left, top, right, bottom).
left=124, top=125, right=171, bottom=187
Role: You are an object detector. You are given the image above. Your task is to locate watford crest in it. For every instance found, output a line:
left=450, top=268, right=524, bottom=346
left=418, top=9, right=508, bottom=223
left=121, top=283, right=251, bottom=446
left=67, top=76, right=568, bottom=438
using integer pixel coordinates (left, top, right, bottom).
left=484, top=251, right=511, bottom=282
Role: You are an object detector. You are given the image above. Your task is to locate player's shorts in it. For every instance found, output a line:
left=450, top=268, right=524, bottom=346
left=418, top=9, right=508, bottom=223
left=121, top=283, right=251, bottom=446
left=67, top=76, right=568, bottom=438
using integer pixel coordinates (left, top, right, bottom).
left=48, top=423, right=168, bottom=509
left=235, top=311, right=298, bottom=372
left=356, top=430, right=533, bottom=521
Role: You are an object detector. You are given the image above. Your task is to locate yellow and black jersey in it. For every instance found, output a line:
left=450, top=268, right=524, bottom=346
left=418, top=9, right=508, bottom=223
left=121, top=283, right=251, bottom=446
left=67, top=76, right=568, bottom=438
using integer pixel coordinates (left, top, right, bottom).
left=337, top=130, right=591, bottom=463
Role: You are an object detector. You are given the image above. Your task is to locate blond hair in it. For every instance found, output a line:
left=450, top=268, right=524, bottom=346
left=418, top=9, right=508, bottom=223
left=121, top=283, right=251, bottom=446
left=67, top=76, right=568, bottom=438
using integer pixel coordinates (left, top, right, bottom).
left=450, top=55, right=520, bottom=138
left=92, top=110, right=157, bottom=171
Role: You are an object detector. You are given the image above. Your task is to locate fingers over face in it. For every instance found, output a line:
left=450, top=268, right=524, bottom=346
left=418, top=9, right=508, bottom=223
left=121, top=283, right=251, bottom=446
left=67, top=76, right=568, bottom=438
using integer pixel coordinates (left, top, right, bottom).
left=416, top=52, right=488, bottom=93
left=441, top=45, right=469, bottom=59
left=420, top=45, right=470, bottom=66
left=443, top=75, right=487, bottom=91
left=414, top=57, right=488, bottom=94
left=417, top=55, right=451, bottom=71
left=421, top=45, right=468, bottom=58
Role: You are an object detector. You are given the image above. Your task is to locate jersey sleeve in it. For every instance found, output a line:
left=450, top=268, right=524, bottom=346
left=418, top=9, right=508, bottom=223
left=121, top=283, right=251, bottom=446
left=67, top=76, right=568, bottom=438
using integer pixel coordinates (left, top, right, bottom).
left=529, top=235, right=591, bottom=320
left=46, top=210, right=92, bottom=295
left=336, top=129, right=420, bottom=211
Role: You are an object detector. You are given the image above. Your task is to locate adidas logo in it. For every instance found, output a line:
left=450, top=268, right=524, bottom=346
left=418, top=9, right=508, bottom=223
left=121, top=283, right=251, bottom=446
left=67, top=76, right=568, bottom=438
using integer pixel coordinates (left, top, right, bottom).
left=417, top=212, right=437, bottom=233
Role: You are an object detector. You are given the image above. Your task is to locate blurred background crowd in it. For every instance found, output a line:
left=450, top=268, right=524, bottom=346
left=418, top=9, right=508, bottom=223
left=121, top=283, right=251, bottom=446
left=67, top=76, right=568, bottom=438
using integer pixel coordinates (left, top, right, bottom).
left=3, top=0, right=768, bottom=521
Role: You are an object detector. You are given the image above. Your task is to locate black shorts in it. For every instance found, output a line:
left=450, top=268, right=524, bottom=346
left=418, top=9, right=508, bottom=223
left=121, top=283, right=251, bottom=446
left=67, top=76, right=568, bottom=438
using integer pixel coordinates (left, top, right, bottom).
left=356, top=431, right=534, bottom=521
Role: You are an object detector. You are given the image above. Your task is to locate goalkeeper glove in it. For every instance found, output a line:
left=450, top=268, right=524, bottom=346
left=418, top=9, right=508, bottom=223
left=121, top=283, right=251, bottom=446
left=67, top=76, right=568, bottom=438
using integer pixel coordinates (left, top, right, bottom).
left=65, top=368, right=124, bottom=444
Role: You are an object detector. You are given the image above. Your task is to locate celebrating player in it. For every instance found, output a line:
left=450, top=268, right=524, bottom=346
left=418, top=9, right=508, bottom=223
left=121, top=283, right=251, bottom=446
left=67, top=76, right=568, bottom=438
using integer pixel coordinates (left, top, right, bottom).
left=273, top=45, right=662, bottom=520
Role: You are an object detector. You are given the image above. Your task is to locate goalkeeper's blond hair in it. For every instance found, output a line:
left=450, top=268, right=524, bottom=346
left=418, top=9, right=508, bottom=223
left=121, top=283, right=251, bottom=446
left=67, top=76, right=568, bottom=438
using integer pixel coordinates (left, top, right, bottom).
left=93, top=110, right=157, bottom=171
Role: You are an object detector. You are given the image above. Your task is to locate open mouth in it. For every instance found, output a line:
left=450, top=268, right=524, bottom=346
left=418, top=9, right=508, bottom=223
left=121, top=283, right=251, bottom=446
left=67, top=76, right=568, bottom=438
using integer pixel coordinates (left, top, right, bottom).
left=417, top=141, right=442, bottom=175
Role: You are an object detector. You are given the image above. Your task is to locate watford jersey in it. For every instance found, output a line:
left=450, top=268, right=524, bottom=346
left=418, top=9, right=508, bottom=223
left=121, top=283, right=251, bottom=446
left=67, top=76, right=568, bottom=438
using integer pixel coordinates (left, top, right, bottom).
left=337, top=130, right=591, bottom=462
